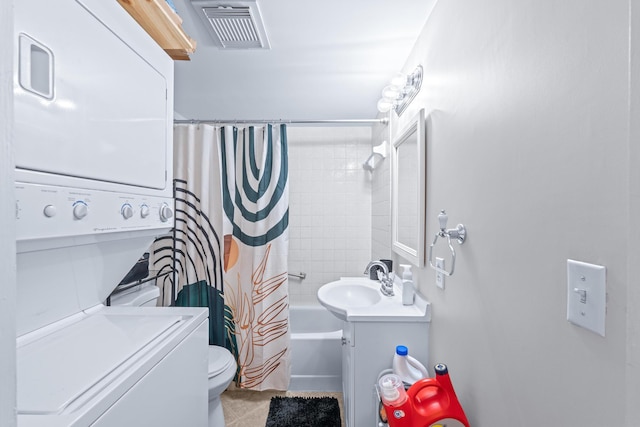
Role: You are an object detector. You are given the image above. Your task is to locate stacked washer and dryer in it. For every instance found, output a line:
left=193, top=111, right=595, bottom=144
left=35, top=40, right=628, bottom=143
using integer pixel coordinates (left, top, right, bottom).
left=14, top=0, right=234, bottom=426
left=109, top=275, right=237, bottom=426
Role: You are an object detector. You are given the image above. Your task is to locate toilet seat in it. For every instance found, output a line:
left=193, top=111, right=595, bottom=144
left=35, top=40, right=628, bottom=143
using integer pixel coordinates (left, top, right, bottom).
left=208, top=346, right=236, bottom=379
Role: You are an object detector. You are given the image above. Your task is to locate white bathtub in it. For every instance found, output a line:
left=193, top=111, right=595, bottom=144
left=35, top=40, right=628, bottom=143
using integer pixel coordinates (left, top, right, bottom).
left=288, top=305, right=343, bottom=391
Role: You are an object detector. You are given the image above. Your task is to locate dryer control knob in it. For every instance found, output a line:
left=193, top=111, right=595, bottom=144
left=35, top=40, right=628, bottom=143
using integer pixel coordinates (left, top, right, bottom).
left=73, top=202, right=88, bottom=220
left=160, top=203, right=173, bottom=222
left=140, top=204, right=150, bottom=218
left=121, top=204, right=134, bottom=220
left=43, top=205, right=57, bottom=218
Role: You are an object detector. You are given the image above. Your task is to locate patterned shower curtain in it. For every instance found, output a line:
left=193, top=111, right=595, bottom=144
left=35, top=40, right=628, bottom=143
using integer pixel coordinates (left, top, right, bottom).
left=220, top=124, right=290, bottom=390
left=150, top=124, right=227, bottom=348
left=150, top=123, right=290, bottom=391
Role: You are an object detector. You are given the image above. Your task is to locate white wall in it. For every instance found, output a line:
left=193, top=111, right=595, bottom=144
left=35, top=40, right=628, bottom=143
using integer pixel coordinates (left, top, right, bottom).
left=627, top=3, right=640, bottom=424
left=373, top=0, right=635, bottom=425
left=0, top=1, right=17, bottom=425
left=287, top=126, right=372, bottom=305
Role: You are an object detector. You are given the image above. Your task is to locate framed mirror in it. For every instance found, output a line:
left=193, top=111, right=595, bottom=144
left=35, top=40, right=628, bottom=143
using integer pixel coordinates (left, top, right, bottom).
left=391, top=108, right=426, bottom=266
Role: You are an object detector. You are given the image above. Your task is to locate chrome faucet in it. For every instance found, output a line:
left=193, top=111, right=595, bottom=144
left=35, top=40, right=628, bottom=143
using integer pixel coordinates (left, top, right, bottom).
left=363, top=261, right=394, bottom=296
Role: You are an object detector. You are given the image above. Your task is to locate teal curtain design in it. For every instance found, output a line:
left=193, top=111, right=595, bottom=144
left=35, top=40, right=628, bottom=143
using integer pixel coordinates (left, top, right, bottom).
left=220, top=125, right=290, bottom=390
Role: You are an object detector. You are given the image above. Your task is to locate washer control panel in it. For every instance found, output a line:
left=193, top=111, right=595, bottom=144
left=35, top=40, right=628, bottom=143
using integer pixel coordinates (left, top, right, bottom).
left=15, top=183, right=174, bottom=240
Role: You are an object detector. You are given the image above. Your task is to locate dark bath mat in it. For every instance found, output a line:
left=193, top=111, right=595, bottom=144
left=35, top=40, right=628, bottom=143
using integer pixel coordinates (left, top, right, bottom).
left=265, top=396, right=341, bottom=427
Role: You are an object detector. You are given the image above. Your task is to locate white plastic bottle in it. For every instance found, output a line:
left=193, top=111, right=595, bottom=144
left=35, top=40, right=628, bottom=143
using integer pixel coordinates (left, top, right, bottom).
left=392, top=345, right=429, bottom=385
left=399, top=264, right=415, bottom=305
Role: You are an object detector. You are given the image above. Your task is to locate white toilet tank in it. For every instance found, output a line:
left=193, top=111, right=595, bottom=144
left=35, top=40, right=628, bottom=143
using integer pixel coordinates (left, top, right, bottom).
left=110, top=283, right=160, bottom=307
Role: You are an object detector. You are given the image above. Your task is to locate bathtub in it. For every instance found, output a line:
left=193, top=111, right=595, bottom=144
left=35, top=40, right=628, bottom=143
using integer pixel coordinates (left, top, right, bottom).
left=289, top=305, right=343, bottom=391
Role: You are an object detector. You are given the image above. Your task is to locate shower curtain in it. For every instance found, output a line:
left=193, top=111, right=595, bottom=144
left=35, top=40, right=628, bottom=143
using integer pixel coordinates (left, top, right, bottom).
left=150, top=123, right=290, bottom=391
left=150, top=124, right=227, bottom=348
left=221, top=125, right=290, bottom=390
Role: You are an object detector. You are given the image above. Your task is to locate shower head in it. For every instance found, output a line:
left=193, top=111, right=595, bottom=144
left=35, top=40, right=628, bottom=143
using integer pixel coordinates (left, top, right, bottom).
left=362, top=140, right=388, bottom=172
left=362, top=152, right=384, bottom=172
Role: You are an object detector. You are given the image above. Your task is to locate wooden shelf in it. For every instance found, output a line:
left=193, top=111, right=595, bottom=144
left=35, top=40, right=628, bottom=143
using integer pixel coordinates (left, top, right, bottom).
left=117, top=0, right=196, bottom=60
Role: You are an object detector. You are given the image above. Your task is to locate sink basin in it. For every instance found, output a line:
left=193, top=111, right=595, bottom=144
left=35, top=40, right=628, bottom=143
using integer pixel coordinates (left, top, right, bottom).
left=317, top=282, right=382, bottom=320
left=317, top=277, right=431, bottom=322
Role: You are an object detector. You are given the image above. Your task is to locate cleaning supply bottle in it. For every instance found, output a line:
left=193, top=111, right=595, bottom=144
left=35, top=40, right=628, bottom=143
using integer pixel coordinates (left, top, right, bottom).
left=399, top=264, right=415, bottom=305
left=377, top=374, right=408, bottom=407
left=382, top=364, right=470, bottom=427
left=392, top=345, right=429, bottom=385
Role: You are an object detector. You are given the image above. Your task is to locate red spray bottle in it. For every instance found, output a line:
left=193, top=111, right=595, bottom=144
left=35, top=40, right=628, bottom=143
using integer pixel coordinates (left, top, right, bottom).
left=380, top=363, right=470, bottom=427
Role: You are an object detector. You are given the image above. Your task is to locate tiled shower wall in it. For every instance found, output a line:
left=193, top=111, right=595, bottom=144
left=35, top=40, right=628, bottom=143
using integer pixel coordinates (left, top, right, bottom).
left=287, top=126, right=372, bottom=306
left=370, top=122, right=392, bottom=261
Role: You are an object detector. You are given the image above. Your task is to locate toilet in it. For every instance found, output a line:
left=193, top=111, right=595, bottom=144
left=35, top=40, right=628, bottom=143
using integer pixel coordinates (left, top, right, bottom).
left=110, top=283, right=237, bottom=427
left=207, top=345, right=237, bottom=426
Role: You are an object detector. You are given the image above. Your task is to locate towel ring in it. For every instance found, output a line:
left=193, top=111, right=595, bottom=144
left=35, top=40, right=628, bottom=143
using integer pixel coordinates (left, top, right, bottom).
left=428, top=210, right=466, bottom=277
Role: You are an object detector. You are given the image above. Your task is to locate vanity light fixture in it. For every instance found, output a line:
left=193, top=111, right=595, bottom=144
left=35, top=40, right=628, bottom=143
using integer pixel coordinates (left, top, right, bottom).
left=377, top=65, right=423, bottom=116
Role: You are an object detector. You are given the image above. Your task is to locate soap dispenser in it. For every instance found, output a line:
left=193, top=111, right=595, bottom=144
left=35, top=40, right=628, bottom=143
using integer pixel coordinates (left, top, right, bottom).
left=399, top=264, right=415, bottom=305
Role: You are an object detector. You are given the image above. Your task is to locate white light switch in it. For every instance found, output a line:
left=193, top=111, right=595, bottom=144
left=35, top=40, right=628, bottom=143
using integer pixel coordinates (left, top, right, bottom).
left=567, top=259, right=606, bottom=336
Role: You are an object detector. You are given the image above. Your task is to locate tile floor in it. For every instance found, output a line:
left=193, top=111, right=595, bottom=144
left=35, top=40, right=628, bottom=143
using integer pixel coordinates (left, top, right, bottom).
left=221, top=388, right=344, bottom=427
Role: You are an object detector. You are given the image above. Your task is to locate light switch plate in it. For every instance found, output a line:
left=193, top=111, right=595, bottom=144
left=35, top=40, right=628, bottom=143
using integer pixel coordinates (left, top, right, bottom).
left=567, top=259, right=606, bottom=336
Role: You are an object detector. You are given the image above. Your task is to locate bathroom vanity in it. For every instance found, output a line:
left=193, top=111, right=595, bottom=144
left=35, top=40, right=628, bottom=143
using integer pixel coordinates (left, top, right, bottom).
left=317, top=277, right=431, bottom=427
left=342, top=319, right=430, bottom=427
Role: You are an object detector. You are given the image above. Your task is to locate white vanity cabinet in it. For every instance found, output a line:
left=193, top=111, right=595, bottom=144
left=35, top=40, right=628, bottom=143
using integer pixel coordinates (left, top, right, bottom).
left=317, top=277, right=431, bottom=427
left=341, top=320, right=430, bottom=427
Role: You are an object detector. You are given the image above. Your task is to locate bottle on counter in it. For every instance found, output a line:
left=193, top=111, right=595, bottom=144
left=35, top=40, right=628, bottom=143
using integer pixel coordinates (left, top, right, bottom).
left=399, top=264, right=415, bottom=305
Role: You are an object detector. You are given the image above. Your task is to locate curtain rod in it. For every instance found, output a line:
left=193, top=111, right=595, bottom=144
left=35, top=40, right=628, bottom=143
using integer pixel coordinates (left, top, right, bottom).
left=174, top=118, right=388, bottom=125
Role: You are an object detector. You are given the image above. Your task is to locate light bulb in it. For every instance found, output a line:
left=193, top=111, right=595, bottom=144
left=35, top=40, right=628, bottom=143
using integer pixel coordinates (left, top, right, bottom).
left=390, top=73, right=406, bottom=89
left=377, top=98, right=393, bottom=113
left=381, top=85, right=400, bottom=101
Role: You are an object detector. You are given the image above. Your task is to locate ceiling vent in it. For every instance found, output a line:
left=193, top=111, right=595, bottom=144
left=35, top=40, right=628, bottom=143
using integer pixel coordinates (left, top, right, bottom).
left=191, top=0, right=270, bottom=49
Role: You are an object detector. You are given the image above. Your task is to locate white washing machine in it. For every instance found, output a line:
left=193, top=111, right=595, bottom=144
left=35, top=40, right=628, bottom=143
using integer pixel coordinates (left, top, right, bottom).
left=110, top=283, right=160, bottom=307
left=15, top=184, right=209, bottom=427
left=14, top=0, right=209, bottom=426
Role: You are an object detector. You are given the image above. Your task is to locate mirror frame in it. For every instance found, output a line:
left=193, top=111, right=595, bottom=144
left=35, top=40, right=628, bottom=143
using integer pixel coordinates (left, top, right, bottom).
left=391, top=108, right=426, bottom=267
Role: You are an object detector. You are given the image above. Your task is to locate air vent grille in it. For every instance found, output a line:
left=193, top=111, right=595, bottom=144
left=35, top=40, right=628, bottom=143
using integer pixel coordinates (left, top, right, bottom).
left=191, top=1, right=270, bottom=49
left=203, top=7, right=261, bottom=48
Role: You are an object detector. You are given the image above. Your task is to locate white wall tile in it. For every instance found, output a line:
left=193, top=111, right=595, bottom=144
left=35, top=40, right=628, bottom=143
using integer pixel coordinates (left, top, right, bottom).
left=287, top=126, right=372, bottom=306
